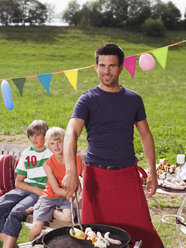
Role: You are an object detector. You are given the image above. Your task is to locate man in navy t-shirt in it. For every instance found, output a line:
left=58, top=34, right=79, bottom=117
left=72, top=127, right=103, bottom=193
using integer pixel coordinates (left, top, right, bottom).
left=72, top=86, right=146, bottom=168
left=63, top=43, right=164, bottom=248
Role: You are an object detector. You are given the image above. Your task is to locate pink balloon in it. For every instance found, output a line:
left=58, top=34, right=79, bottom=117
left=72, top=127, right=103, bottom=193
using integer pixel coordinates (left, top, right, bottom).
left=139, top=54, right=155, bottom=71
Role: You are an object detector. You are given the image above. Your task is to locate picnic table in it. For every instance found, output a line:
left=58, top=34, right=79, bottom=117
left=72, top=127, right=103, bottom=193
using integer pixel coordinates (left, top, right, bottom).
left=156, top=187, right=186, bottom=248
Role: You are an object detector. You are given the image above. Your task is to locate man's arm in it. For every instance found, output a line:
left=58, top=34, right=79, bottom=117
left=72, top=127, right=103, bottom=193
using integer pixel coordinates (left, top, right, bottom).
left=63, top=117, right=85, bottom=200
left=135, top=119, right=158, bottom=197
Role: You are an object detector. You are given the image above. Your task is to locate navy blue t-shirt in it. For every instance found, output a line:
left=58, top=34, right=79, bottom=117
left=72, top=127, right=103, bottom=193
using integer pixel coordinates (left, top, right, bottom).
left=72, top=86, right=146, bottom=167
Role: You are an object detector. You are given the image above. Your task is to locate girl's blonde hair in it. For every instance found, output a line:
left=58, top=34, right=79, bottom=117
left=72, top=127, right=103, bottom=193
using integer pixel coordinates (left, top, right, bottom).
left=45, top=127, right=65, bottom=147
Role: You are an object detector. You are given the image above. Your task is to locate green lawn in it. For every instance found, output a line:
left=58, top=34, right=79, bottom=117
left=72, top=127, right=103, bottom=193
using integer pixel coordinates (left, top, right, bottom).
left=0, top=26, right=185, bottom=164
left=0, top=26, right=185, bottom=247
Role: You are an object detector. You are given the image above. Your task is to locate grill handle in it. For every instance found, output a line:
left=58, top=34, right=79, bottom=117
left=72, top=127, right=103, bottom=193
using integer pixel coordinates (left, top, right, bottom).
left=129, top=240, right=143, bottom=248
left=18, top=233, right=44, bottom=247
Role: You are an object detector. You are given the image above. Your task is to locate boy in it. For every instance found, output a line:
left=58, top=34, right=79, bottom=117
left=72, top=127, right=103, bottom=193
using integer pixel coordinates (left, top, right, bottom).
left=29, top=127, right=82, bottom=241
left=0, top=120, right=52, bottom=248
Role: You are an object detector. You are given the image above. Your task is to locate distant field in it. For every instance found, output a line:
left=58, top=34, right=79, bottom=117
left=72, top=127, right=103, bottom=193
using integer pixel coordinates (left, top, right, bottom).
left=0, top=26, right=185, bottom=166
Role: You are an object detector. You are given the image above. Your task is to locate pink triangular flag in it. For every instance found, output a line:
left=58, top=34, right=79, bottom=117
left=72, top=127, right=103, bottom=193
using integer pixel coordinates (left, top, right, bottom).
left=124, top=55, right=137, bottom=78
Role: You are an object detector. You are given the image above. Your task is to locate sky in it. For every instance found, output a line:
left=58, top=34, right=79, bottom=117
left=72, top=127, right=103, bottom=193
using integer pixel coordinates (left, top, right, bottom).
left=40, top=0, right=186, bottom=20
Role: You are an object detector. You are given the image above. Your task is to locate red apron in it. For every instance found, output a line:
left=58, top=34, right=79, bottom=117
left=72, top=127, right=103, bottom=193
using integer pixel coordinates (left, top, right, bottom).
left=82, top=163, right=163, bottom=248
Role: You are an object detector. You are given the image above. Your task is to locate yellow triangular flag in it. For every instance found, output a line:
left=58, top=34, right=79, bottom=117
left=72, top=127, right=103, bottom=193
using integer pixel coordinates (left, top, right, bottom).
left=151, top=46, right=169, bottom=69
left=64, top=69, right=78, bottom=90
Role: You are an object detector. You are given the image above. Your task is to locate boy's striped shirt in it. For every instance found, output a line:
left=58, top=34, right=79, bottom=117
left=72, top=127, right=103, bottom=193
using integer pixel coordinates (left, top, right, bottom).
left=15, top=146, right=52, bottom=189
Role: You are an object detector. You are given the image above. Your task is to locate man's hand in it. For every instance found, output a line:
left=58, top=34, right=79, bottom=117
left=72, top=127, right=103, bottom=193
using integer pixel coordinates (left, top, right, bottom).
left=63, top=117, right=85, bottom=200
left=145, top=172, right=158, bottom=197
left=62, top=173, right=80, bottom=200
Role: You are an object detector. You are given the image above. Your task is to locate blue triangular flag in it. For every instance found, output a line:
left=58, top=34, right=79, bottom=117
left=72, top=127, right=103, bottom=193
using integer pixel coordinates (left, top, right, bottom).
left=37, top=73, right=52, bottom=94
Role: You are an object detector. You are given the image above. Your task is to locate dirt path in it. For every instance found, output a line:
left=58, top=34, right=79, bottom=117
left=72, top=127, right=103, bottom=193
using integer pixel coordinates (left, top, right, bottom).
left=0, top=133, right=30, bottom=145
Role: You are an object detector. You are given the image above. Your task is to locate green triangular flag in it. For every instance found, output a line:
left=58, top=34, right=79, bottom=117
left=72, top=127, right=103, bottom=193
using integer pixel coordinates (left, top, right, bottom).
left=151, top=46, right=169, bottom=69
left=12, top=77, right=26, bottom=96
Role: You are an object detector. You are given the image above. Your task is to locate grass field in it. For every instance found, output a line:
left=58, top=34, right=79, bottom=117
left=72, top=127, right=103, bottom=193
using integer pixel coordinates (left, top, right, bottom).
left=0, top=26, right=185, bottom=247
left=0, top=26, right=185, bottom=164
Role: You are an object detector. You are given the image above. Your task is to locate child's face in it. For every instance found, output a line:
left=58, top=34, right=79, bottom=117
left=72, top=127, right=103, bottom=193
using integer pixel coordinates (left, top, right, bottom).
left=29, top=133, right=45, bottom=151
left=48, top=139, right=63, bottom=155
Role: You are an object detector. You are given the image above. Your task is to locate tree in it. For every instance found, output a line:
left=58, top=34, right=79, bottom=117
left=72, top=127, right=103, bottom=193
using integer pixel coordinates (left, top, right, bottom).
left=99, top=0, right=128, bottom=27
left=61, top=0, right=183, bottom=30
left=24, top=0, right=48, bottom=25
left=44, top=3, right=56, bottom=23
left=151, top=0, right=165, bottom=19
left=0, top=0, right=19, bottom=25
left=0, top=0, right=49, bottom=25
left=62, top=0, right=81, bottom=26
left=162, top=1, right=181, bottom=29
left=151, top=0, right=181, bottom=29
left=126, top=0, right=151, bottom=27
left=142, top=17, right=166, bottom=37
left=78, top=1, right=103, bottom=26
left=62, top=0, right=129, bottom=27
left=16, top=0, right=48, bottom=25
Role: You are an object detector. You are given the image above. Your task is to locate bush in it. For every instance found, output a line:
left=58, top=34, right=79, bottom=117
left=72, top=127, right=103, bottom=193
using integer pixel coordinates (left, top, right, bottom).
left=141, top=18, right=166, bottom=37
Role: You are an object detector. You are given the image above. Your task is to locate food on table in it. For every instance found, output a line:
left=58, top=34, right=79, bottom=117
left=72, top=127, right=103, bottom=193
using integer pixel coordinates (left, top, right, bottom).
left=156, top=159, right=177, bottom=179
left=156, top=159, right=186, bottom=191
left=69, top=227, right=86, bottom=240
left=158, top=177, right=186, bottom=191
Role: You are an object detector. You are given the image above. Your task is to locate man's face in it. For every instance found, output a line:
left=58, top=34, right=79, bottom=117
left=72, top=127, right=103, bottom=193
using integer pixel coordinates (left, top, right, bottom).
left=96, top=55, right=123, bottom=90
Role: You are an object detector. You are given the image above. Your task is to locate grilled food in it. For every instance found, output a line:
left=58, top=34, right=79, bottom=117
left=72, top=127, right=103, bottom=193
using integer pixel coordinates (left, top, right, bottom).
left=85, top=227, right=107, bottom=247
left=69, top=227, right=86, bottom=240
left=104, top=232, right=122, bottom=245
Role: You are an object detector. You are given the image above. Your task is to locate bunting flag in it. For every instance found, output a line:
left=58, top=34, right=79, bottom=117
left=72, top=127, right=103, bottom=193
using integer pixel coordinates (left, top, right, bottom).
left=124, top=55, right=138, bottom=78
left=64, top=69, right=78, bottom=90
left=151, top=46, right=169, bottom=69
left=12, top=77, right=26, bottom=96
left=0, top=40, right=185, bottom=105
left=37, top=73, right=52, bottom=94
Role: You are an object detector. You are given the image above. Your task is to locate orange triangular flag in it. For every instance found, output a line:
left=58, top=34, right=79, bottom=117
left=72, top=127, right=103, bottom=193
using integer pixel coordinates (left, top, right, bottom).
left=151, top=46, right=169, bottom=69
left=64, top=69, right=78, bottom=90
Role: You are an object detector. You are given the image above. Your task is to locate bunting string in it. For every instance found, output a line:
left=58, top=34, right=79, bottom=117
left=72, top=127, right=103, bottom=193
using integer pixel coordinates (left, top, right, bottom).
left=0, top=40, right=185, bottom=102
left=136, top=40, right=185, bottom=56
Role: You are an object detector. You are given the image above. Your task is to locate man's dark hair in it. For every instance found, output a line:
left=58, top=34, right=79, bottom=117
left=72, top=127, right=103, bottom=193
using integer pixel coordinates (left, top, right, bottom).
left=95, top=43, right=125, bottom=66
